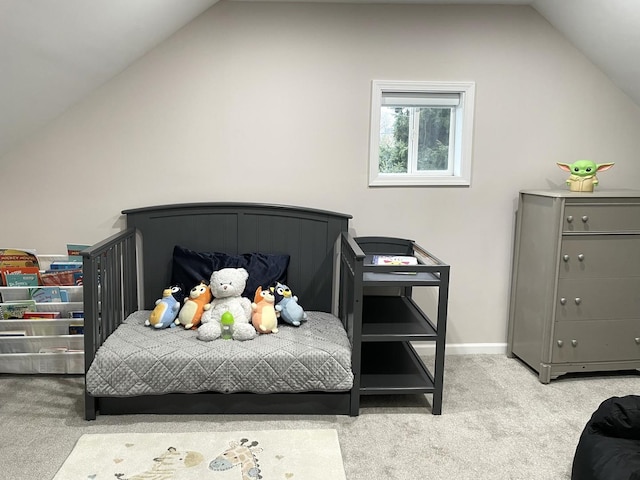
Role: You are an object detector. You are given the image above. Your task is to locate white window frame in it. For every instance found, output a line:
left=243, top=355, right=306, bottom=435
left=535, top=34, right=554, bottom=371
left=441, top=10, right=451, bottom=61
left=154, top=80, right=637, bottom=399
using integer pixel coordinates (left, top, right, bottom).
left=369, top=80, right=475, bottom=187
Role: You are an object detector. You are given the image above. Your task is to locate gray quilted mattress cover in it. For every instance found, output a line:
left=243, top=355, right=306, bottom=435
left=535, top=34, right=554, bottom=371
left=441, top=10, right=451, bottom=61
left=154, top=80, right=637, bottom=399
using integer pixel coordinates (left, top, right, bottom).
left=86, top=310, right=353, bottom=396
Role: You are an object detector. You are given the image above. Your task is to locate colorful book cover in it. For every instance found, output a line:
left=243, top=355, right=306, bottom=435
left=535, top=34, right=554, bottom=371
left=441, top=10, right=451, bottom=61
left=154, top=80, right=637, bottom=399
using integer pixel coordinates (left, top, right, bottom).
left=66, top=244, right=90, bottom=261
left=1, top=266, right=41, bottom=286
left=41, top=269, right=82, bottom=286
left=23, top=311, right=61, bottom=319
left=372, top=255, right=418, bottom=266
left=68, top=323, right=84, bottom=335
left=0, top=248, right=39, bottom=269
left=29, top=287, right=63, bottom=303
left=49, top=261, right=83, bottom=271
left=0, top=300, right=37, bottom=319
left=3, top=272, right=39, bottom=287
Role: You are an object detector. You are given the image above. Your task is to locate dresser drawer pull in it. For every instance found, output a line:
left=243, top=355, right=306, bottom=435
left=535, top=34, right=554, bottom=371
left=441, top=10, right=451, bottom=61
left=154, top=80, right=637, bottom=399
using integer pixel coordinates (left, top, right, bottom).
left=560, top=297, right=567, bottom=305
left=577, top=254, right=585, bottom=261
left=563, top=254, right=570, bottom=262
left=557, top=340, right=564, bottom=347
left=635, top=338, right=640, bottom=345
left=575, top=297, right=582, bottom=305
left=566, top=215, right=574, bottom=223
left=571, top=340, right=578, bottom=347
left=581, top=215, right=589, bottom=223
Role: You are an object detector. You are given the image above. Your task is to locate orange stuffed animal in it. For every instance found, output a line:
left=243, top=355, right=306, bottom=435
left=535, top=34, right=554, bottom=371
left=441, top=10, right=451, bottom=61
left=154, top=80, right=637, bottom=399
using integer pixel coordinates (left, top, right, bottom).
left=176, top=281, right=212, bottom=330
left=251, top=286, right=278, bottom=334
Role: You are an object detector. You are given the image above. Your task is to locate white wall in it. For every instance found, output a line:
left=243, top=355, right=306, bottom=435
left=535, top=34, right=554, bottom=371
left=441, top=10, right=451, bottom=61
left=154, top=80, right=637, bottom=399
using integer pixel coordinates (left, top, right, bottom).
left=2, top=3, right=640, bottom=348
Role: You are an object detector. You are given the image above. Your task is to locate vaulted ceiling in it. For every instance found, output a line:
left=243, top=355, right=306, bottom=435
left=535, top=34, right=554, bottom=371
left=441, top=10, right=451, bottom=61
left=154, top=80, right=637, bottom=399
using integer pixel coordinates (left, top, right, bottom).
left=1, top=0, right=638, bottom=158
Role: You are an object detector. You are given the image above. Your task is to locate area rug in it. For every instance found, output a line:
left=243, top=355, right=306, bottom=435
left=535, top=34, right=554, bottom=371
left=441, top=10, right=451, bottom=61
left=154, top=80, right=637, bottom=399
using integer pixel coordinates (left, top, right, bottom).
left=53, top=429, right=346, bottom=480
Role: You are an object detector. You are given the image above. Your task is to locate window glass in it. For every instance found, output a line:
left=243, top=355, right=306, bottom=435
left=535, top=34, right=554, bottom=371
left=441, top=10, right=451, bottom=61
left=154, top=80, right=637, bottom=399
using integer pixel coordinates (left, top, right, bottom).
left=369, top=81, right=475, bottom=187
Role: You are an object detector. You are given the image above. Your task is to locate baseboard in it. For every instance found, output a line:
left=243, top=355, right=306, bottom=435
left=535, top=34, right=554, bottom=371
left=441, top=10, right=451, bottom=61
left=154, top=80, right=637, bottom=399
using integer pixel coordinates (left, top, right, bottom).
left=413, top=342, right=508, bottom=356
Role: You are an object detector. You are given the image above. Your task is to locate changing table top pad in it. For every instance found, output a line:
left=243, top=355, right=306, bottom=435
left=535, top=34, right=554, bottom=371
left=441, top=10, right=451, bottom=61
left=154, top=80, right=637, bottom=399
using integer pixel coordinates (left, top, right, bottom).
left=86, top=310, right=353, bottom=397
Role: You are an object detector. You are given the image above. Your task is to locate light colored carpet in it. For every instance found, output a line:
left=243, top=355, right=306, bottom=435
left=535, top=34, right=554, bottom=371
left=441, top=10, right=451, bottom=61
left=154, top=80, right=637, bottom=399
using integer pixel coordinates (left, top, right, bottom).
left=2, top=354, right=638, bottom=480
left=52, top=430, right=345, bottom=479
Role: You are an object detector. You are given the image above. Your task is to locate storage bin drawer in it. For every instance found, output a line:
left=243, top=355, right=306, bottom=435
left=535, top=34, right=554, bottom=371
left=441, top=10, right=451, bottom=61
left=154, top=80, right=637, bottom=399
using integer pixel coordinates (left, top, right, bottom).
left=552, top=320, right=640, bottom=363
left=563, top=203, right=640, bottom=233
left=559, top=235, right=640, bottom=278
left=556, top=278, right=640, bottom=321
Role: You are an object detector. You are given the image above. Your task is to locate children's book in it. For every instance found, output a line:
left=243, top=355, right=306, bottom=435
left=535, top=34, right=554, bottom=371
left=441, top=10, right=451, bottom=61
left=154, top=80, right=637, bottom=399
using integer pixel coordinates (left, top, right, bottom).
left=41, top=269, right=82, bottom=286
left=23, top=311, right=61, bottom=319
left=0, top=248, right=39, bottom=269
left=69, top=323, right=84, bottom=335
left=1, top=266, right=41, bottom=286
left=49, top=261, right=83, bottom=271
left=372, top=255, right=418, bottom=266
left=66, top=244, right=90, bottom=261
left=0, top=300, right=37, bottom=319
left=29, top=287, right=63, bottom=303
left=371, top=255, right=419, bottom=275
left=3, top=272, right=39, bottom=287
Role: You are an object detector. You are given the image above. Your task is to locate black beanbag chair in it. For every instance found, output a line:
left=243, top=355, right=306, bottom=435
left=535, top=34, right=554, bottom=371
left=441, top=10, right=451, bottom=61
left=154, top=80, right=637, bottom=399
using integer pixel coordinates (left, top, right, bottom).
left=572, top=395, right=640, bottom=480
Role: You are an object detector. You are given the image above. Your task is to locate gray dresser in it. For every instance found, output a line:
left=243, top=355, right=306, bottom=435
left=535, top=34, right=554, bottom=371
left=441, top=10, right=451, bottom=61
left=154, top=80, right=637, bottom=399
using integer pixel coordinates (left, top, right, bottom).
left=507, top=189, right=640, bottom=383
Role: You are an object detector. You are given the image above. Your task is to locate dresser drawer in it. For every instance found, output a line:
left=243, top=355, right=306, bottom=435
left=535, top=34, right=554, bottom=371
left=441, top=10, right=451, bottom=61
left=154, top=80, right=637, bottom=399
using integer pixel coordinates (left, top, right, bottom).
left=552, top=320, right=640, bottom=363
left=556, top=278, right=640, bottom=321
left=563, top=203, right=640, bottom=232
left=559, top=235, right=640, bottom=278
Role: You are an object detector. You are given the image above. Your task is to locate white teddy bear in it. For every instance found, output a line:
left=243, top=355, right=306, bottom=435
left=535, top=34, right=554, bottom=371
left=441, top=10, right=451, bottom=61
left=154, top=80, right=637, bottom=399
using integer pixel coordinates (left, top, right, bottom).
left=197, top=267, right=257, bottom=342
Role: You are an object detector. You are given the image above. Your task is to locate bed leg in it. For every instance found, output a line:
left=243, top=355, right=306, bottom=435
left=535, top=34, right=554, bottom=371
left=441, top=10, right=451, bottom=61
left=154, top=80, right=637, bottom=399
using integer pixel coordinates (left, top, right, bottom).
left=84, top=392, right=96, bottom=421
left=349, top=390, right=360, bottom=416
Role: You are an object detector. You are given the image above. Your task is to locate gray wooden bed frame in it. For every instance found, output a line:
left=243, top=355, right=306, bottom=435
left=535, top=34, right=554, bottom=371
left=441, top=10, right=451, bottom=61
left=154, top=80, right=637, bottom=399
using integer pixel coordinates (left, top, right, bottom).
left=81, top=203, right=364, bottom=420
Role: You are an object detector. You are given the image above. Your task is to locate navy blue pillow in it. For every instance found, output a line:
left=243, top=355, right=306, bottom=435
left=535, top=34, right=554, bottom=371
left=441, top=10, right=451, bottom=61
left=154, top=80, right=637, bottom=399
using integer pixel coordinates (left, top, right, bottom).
left=170, top=245, right=290, bottom=299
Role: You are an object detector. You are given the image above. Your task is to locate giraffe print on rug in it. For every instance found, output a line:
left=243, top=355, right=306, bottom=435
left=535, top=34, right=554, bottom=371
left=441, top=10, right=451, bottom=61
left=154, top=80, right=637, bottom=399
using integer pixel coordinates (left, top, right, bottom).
left=209, top=438, right=263, bottom=480
left=113, top=446, right=203, bottom=480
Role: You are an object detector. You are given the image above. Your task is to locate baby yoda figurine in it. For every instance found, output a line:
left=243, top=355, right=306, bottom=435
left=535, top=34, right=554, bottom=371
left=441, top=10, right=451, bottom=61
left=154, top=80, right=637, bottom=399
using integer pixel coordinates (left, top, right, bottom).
left=557, top=160, right=614, bottom=192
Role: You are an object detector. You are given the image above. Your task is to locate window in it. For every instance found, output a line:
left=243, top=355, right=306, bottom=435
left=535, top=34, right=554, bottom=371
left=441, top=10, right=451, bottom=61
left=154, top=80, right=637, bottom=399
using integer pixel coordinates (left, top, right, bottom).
left=369, top=80, right=475, bottom=186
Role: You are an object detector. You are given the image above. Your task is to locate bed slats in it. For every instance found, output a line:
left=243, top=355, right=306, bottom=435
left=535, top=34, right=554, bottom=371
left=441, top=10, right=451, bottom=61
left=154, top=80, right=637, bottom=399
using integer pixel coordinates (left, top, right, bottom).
left=81, top=228, right=137, bottom=366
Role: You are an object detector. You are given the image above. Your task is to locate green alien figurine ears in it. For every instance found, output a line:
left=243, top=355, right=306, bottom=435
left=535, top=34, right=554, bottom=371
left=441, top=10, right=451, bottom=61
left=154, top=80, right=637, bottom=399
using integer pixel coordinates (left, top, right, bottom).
left=557, top=160, right=614, bottom=192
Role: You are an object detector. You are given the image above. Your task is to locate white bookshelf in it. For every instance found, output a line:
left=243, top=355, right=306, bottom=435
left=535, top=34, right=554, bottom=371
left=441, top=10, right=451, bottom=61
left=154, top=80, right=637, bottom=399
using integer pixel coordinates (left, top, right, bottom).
left=0, top=254, right=84, bottom=374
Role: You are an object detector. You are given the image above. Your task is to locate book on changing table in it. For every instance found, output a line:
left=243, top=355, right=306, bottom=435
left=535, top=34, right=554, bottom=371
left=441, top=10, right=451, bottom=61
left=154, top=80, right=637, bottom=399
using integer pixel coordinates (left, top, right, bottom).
left=372, top=255, right=418, bottom=266
left=371, top=255, right=419, bottom=275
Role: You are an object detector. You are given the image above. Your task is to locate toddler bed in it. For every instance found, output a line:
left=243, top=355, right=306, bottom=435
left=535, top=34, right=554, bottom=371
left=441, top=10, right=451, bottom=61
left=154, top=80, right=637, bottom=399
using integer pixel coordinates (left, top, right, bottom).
left=81, top=203, right=361, bottom=420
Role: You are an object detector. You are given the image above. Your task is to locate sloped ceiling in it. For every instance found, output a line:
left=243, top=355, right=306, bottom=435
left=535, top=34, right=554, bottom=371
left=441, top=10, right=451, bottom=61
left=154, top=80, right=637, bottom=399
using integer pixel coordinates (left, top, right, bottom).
left=0, top=0, right=219, bottom=158
left=1, top=0, right=638, bottom=159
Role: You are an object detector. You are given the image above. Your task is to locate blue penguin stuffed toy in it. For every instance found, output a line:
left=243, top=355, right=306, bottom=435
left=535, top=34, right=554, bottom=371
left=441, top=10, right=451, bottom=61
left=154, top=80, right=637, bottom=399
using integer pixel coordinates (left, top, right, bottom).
left=272, top=282, right=308, bottom=327
left=145, top=284, right=185, bottom=329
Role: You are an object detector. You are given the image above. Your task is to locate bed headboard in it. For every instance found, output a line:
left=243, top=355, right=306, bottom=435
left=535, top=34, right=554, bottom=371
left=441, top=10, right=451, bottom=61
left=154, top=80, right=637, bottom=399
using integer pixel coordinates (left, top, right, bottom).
left=122, top=203, right=352, bottom=312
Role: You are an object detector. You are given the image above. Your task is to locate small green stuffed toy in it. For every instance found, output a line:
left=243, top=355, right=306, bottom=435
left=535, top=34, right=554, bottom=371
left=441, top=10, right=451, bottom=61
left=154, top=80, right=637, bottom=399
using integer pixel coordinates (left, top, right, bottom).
left=557, top=160, right=614, bottom=192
